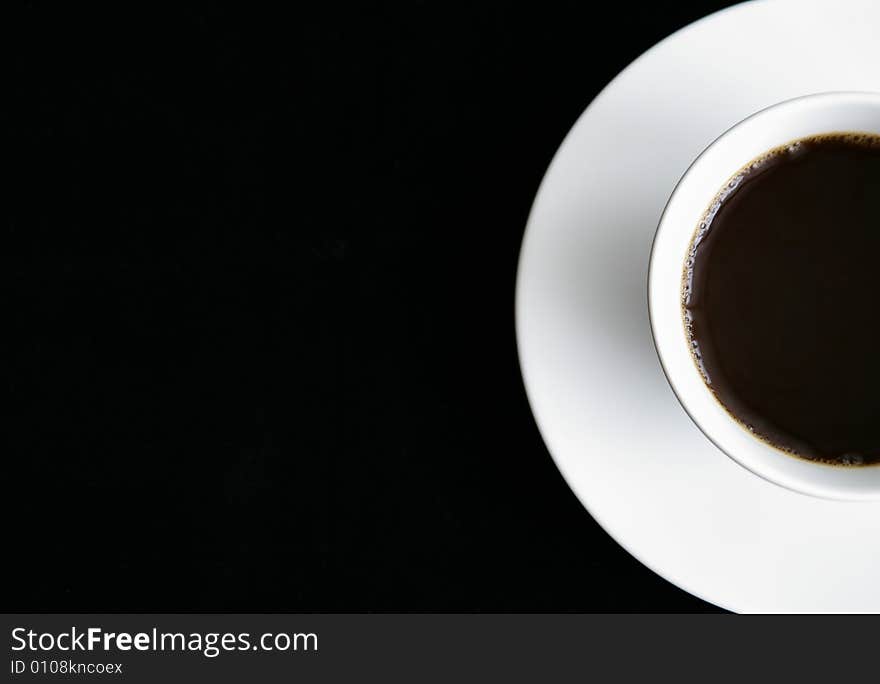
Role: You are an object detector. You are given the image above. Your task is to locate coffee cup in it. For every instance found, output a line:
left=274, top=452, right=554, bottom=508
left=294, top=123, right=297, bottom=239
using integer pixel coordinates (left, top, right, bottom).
left=649, top=91, right=880, bottom=501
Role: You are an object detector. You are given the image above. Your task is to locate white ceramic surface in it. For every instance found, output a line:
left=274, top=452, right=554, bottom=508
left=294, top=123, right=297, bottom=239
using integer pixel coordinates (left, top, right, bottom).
left=516, top=0, right=880, bottom=612
left=650, top=92, right=880, bottom=501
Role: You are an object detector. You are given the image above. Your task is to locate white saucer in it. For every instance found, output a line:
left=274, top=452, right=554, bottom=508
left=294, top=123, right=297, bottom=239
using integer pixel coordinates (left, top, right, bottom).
left=516, top=0, right=880, bottom=613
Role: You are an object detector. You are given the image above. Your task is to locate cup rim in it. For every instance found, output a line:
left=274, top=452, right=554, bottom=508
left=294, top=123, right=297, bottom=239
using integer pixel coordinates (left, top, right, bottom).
left=647, top=90, right=880, bottom=501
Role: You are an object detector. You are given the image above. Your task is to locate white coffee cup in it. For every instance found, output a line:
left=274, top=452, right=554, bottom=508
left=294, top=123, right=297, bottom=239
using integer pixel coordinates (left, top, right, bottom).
left=648, top=91, right=880, bottom=501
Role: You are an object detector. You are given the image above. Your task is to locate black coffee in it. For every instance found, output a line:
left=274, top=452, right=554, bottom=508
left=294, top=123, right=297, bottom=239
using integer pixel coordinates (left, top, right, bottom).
left=684, top=133, right=880, bottom=465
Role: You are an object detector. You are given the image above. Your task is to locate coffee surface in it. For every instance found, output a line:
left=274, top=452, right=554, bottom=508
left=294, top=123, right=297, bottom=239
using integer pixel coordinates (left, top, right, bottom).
left=684, top=133, right=880, bottom=465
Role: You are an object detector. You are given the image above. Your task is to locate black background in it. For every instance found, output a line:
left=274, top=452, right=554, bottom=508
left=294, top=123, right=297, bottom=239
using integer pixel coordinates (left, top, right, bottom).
left=9, top=2, right=734, bottom=612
